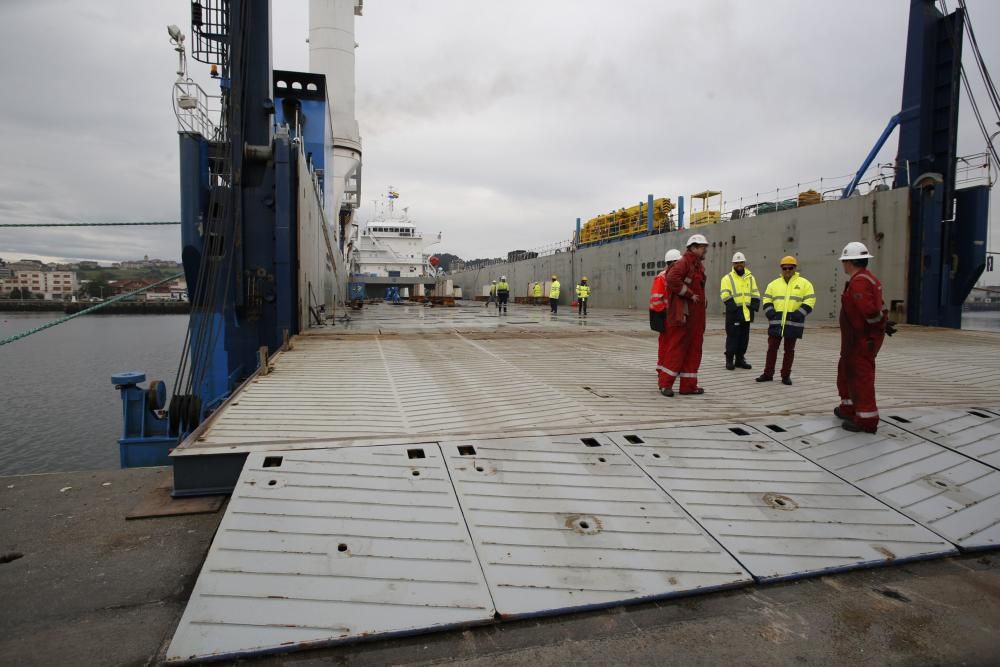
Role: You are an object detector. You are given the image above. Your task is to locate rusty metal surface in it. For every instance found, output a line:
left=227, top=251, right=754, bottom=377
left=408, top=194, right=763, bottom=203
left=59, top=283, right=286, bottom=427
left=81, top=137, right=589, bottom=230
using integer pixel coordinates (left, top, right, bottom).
left=441, top=434, right=751, bottom=617
left=608, top=425, right=956, bottom=581
left=882, top=407, right=1000, bottom=470
left=166, top=445, right=495, bottom=662
left=752, top=417, right=1000, bottom=551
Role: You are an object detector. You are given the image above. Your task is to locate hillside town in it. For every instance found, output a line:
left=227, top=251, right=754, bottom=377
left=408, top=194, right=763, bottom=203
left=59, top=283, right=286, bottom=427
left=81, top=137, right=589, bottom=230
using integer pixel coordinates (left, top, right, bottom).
left=0, top=256, right=186, bottom=302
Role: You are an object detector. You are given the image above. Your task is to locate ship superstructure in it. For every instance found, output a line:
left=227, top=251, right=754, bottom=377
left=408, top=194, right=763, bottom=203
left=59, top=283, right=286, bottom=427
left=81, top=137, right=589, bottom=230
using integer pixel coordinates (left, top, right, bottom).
left=351, top=192, right=441, bottom=284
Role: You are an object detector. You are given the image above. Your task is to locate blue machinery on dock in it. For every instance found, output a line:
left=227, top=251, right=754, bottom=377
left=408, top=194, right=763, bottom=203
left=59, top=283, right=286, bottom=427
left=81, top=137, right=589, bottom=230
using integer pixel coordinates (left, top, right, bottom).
left=113, top=0, right=339, bottom=485
left=112, top=0, right=991, bottom=492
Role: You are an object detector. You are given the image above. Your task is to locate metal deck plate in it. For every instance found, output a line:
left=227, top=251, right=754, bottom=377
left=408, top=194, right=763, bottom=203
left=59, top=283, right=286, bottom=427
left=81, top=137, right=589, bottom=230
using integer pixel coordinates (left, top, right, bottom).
left=167, top=446, right=495, bottom=662
left=441, top=434, right=751, bottom=617
left=608, top=425, right=955, bottom=581
left=882, top=407, right=1000, bottom=470
left=752, top=417, right=1000, bottom=551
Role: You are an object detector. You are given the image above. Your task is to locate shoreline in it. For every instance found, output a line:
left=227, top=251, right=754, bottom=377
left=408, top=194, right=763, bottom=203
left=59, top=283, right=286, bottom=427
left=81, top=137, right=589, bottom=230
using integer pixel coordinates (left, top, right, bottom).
left=0, top=300, right=189, bottom=315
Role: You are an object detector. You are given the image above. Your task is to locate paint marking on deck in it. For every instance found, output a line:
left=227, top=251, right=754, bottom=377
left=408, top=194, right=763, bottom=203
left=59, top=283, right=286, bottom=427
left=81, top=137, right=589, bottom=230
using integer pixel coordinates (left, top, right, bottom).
left=751, top=417, right=1000, bottom=551
left=166, top=445, right=495, bottom=662
left=440, top=434, right=751, bottom=617
left=882, top=407, right=1000, bottom=470
left=608, top=425, right=956, bottom=581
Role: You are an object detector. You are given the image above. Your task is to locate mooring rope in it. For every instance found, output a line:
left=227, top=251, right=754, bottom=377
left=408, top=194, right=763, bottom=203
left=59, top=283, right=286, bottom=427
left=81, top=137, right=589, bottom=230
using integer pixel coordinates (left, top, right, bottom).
left=0, top=221, right=180, bottom=227
left=0, top=272, right=184, bottom=347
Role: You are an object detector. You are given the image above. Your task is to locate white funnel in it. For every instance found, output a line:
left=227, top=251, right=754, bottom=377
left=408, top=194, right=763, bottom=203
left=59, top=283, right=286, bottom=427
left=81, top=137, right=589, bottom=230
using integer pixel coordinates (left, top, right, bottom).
left=309, top=0, right=362, bottom=219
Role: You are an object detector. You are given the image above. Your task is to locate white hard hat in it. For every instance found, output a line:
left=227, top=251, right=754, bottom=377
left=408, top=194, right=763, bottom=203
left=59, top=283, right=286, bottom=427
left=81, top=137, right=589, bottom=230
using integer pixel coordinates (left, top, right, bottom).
left=840, top=242, right=874, bottom=261
left=500, top=275, right=506, bottom=280
left=687, top=234, right=708, bottom=247
left=732, top=252, right=746, bottom=263
left=491, top=279, right=497, bottom=283
left=665, top=248, right=682, bottom=263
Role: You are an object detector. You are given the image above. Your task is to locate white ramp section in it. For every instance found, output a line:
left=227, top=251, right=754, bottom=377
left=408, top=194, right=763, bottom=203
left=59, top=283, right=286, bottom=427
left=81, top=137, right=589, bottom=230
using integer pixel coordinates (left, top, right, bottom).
left=607, top=426, right=956, bottom=581
left=167, top=446, right=495, bottom=662
left=882, top=407, right=1000, bottom=470
left=752, top=417, right=1000, bottom=551
left=441, top=434, right=751, bottom=617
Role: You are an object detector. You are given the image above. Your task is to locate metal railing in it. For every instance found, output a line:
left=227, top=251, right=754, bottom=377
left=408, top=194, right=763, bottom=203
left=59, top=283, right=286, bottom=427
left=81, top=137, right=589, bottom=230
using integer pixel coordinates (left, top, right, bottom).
left=173, top=79, right=221, bottom=138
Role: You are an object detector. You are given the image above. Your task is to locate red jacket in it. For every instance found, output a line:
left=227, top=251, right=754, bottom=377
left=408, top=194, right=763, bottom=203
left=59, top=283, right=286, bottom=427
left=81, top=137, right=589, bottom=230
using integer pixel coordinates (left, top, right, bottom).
left=665, top=250, right=706, bottom=326
left=649, top=270, right=668, bottom=312
left=840, top=268, right=887, bottom=339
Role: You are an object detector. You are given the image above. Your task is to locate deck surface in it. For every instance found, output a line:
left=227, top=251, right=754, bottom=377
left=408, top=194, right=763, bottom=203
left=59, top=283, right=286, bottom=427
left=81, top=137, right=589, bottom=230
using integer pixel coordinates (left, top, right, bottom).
left=176, top=303, right=1000, bottom=455
left=164, top=303, right=1000, bottom=661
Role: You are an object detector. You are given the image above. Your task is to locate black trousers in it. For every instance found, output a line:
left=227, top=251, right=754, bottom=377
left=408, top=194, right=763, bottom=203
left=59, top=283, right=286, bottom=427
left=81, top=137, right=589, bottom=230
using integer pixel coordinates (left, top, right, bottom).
left=549, top=297, right=558, bottom=313
left=498, top=293, right=508, bottom=311
left=577, top=298, right=588, bottom=315
left=725, top=314, right=751, bottom=358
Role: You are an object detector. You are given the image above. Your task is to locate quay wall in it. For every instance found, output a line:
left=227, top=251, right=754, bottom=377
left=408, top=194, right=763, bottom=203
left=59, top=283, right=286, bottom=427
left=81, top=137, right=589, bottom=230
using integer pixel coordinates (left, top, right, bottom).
left=447, top=188, right=910, bottom=320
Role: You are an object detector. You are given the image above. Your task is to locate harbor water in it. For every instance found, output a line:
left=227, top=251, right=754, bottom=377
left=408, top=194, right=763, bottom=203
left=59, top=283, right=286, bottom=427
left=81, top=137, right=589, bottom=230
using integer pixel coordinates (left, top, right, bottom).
left=0, top=309, right=997, bottom=476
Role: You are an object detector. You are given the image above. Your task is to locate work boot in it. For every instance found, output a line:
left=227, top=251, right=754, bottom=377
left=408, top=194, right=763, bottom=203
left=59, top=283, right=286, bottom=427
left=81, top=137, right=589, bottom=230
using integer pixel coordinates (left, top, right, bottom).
left=659, top=388, right=674, bottom=397
left=834, top=407, right=849, bottom=420
left=679, top=387, right=705, bottom=395
left=842, top=421, right=877, bottom=434
left=736, top=358, right=752, bottom=369
left=755, top=374, right=773, bottom=382
left=725, top=354, right=735, bottom=371
left=781, top=376, right=793, bottom=386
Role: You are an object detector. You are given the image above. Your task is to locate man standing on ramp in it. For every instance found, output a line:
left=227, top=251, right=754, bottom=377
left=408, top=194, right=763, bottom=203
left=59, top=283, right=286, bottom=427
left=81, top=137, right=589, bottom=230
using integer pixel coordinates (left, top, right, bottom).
left=659, top=235, right=709, bottom=397
left=835, top=242, right=894, bottom=433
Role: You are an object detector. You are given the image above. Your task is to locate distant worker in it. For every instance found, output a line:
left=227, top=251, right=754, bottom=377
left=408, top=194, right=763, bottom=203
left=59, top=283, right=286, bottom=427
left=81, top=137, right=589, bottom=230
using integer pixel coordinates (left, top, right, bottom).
left=486, top=280, right=497, bottom=309
left=836, top=242, right=895, bottom=433
left=549, top=275, right=561, bottom=314
left=576, top=277, right=591, bottom=316
left=497, top=275, right=510, bottom=315
left=660, top=236, right=709, bottom=396
left=532, top=281, right=542, bottom=305
left=757, top=256, right=816, bottom=385
left=650, top=248, right=682, bottom=392
left=719, top=252, right=760, bottom=370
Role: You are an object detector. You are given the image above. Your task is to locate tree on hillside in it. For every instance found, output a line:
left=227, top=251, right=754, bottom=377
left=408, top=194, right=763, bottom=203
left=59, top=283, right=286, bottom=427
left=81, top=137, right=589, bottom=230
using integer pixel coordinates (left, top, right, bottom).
left=433, top=253, right=463, bottom=272
left=84, top=276, right=111, bottom=299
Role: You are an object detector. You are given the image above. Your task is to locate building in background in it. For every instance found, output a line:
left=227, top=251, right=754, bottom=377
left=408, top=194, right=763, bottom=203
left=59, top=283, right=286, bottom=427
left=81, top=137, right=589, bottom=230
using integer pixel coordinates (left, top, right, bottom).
left=0, top=268, right=79, bottom=300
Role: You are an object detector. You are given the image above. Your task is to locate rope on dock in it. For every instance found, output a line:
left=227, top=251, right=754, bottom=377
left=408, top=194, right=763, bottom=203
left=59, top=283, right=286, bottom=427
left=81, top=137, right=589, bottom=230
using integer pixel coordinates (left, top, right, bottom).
left=0, top=272, right=184, bottom=347
left=0, top=221, right=181, bottom=227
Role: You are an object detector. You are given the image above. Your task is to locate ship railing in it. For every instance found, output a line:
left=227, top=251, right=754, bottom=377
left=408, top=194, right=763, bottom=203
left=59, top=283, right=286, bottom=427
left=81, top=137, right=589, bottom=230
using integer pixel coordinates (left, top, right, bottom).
left=173, top=78, right=222, bottom=139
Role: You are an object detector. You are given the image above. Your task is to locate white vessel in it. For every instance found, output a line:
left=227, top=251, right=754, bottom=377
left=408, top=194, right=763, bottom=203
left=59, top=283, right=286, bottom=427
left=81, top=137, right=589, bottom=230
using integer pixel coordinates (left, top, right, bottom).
left=351, top=190, right=440, bottom=279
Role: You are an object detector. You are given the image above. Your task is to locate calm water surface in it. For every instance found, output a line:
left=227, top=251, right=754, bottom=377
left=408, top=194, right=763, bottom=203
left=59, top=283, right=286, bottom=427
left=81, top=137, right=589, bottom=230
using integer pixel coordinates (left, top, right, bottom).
left=1, top=310, right=998, bottom=476
left=0, top=312, right=187, bottom=475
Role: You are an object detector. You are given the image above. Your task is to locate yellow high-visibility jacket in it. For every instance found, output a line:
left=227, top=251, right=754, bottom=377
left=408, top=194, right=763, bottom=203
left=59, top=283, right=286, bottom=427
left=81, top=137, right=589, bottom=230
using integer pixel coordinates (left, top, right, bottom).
left=549, top=280, right=560, bottom=299
left=532, top=283, right=542, bottom=297
left=576, top=284, right=591, bottom=299
left=762, top=273, right=817, bottom=339
left=496, top=281, right=510, bottom=295
left=719, top=269, right=760, bottom=322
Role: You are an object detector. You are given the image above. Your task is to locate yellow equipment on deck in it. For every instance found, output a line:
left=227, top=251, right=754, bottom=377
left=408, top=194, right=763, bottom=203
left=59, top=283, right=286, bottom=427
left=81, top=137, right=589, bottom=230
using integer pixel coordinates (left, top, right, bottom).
left=689, top=190, right=722, bottom=227
left=579, top=197, right=675, bottom=245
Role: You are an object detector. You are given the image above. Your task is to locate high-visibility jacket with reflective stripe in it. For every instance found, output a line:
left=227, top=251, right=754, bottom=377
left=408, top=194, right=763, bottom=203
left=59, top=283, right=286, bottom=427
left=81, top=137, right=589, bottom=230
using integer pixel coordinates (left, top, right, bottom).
left=576, top=284, right=590, bottom=298
left=840, top=268, right=886, bottom=337
left=649, top=271, right=668, bottom=312
left=496, top=281, right=510, bottom=295
left=762, top=273, right=816, bottom=339
left=532, top=283, right=542, bottom=297
left=719, top=269, right=760, bottom=322
left=549, top=281, right=560, bottom=299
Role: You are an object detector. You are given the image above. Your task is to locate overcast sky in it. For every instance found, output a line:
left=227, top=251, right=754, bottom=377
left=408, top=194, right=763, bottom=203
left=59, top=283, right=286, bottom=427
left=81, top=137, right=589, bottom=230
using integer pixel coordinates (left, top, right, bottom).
left=1, top=0, right=997, bottom=272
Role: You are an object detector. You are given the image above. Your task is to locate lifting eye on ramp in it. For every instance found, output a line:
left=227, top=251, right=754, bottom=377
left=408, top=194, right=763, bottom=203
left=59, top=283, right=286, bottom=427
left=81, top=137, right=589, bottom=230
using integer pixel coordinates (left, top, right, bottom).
left=262, top=456, right=283, bottom=468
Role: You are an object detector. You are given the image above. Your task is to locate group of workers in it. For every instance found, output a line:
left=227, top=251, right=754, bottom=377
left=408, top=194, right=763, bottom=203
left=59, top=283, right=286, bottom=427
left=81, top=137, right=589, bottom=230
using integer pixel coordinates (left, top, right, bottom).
left=490, top=275, right=591, bottom=316
left=650, top=234, right=894, bottom=434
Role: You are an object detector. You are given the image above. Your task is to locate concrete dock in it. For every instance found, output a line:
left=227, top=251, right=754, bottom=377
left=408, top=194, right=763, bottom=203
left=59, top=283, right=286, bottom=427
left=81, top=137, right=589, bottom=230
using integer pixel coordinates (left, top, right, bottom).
left=3, top=302, right=1000, bottom=664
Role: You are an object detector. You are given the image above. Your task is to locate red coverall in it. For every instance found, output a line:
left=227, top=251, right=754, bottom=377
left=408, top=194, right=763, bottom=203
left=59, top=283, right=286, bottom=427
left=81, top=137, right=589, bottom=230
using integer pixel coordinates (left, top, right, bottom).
left=837, top=268, right=887, bottom=431
left=650, top=270, right=670, bottom=388
left=663, top=251, right=707, bottom=393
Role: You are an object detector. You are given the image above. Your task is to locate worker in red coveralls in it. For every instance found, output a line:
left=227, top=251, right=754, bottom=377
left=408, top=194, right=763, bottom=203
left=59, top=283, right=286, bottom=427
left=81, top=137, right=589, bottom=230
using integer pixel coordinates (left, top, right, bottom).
left=659, top=234, right=709, bottom=397
left=835, top=241, right=896, bottom=433
left=650, top=248, right=683, bottom=391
